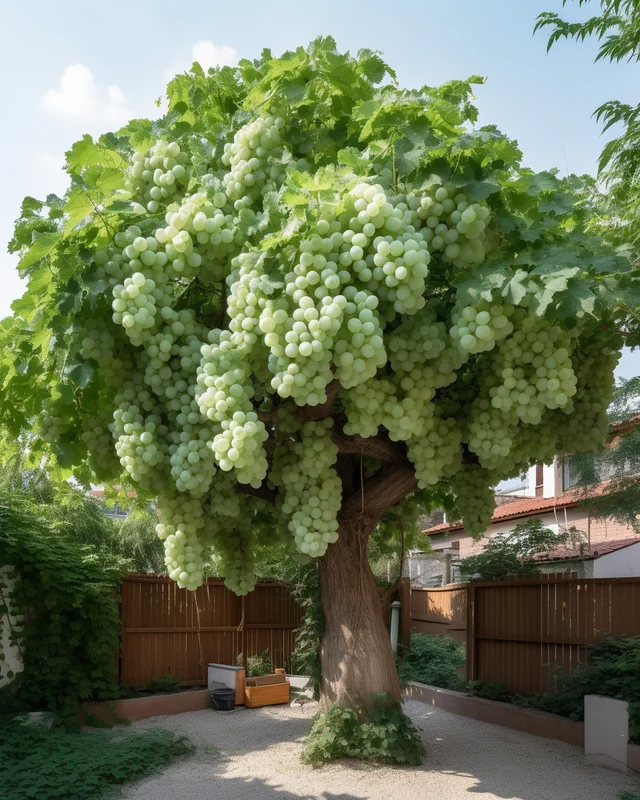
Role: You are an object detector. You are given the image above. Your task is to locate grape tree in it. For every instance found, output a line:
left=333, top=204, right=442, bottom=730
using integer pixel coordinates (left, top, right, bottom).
left=2, top=39, right=639, bottom=718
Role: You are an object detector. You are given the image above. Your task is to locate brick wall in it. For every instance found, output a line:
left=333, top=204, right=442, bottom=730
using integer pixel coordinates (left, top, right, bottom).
left=455, top=509, right=638, bottom=560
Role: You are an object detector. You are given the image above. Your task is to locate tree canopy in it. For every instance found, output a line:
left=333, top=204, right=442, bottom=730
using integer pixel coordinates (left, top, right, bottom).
left=1, top=38, right=638, bottom=599
left=536, top=0, right=640, bottom=252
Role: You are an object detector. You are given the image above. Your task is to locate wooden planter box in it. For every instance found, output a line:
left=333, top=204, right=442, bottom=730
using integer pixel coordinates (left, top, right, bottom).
left=244, top=673, right=290, bottom=708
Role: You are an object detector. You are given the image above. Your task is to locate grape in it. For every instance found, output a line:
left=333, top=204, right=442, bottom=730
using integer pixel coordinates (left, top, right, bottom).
left=221, top=116, right=287, bottom=209
left=110, top=391, right=169, bottom=486
left=450, top=464, right=496, bottom=536
left=196, top=329, right=269, bottom=487
left=450, top=301, right=515, bottom=355
left=407, top=412, right=462, bottom=488
left=270, top=411, right=341, bottom=558
left=488, top=314, right=577, bottom=424
left=417, top=181, right=494, bottom=268
left=39, top=397, right=74, bottom=444
left=125, top=140, right=192, bottom=213
left=157, top=493, right=207, bottom=591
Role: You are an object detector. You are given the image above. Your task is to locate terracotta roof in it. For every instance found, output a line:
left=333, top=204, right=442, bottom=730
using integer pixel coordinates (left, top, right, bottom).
left=424, top=489, right=587, bottom=534
left=89, top=487, right=137, bottom=498
left=533, top=537, right=640, bottom=563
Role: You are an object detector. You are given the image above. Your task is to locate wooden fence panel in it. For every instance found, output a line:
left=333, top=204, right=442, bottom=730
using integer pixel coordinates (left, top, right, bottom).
left=467, top=577, right=640, bottom=694
left=120, top=575, right=301, bottom=687
left=410, top=584, right=467, bottom=641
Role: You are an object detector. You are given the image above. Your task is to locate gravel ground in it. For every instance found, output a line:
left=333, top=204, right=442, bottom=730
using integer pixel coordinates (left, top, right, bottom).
left=122, top=700, right=640, bottom=800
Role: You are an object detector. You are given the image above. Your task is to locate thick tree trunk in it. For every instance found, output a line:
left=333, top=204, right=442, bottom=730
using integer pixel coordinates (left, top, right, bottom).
left=318, top=513, right=401, bottom=709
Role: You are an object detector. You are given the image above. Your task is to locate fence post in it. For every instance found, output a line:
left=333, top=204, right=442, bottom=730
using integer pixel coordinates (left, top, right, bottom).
left=400, top=577, right=411, bottom=650
left=466, top=582, right=476, bottom=684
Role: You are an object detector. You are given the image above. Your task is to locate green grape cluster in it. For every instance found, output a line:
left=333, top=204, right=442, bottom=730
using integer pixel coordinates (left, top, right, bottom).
left=168, top=425, right=217, bottom=497
left=450, top=464, right=496, bottom=536
left=156, top=493, right=207, bottom=591
left=81, top=403, right=120, bottom=480
left=489, top=316, right=577, bottom=423
left=221, top=116, right=287, bottom=209
left=39, top=397, right=74, bottom=445
left=125, top=140, right=192, bottom=213
left=450, top=302, right=515, bottom=354
left=554, top=328, right=621, bottom=454
left=214, top=528, right=257, bottom=595
left=144, top=310, right=203, bottom=400
left=333, top=288, right=386, bottom=387
left=466, top=396, right=516, bottom=470
left=417, top=181, right=493, bottom=267
left=272, top=417, right=341, bottom=557
left=110, top=378, right=168, bottom=485
left=112, top=272, right=160, bottom=345
left=78, top=318, right=114, bottom=363
left=407, top=412, right=462, bottom=489
left=344, top=183, right=432, bottom=314
left=342, top=309, right=462, bottom=442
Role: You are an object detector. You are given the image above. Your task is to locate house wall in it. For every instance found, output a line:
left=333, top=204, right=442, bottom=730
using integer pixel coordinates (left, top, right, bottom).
left=455, top=508, right=638, bottom=560
left=0, top=567, right=23, bottom=688
left=537, top=559, right=595, bottom=578
left=594, top=543, right=640, bottom=578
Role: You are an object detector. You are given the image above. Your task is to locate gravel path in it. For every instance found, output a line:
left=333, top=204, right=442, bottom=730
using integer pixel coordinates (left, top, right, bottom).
left=122, top=700, right=640, bottom=800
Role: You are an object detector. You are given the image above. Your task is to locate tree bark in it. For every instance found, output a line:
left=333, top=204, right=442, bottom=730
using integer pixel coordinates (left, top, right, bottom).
left=318, top=512, right=401, bottom=709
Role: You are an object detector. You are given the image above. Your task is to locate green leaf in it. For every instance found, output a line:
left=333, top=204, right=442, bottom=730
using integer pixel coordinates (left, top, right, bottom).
left=281, top=79, right=307, bottom=104
left=66, top=360, right=95, bottom=388
left=64, top=190, right=95, bottom=233
left=467, top=181, right=500, bottom=201
left=337, top=147, right=370, bottom=172
left=66, top=134, right=124, bottom=173
left=18, top=233, right=61, bottom=271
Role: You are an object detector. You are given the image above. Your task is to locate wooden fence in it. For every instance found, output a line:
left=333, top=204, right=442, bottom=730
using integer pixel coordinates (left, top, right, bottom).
left=467, top=576, right=640, bottom=694
left=119, top=575, right=302, bottom=687
left=408, top=576, right=640, bottom=695
left=410, top=584, right=467, bottom=641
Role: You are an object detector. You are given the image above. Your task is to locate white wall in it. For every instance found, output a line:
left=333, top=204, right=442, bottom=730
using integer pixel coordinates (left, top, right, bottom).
left=0, top=567, right=23, bottom=687
left=594, top=543, right=640, bottom=578
left=543, top=460, right=561, bottom=498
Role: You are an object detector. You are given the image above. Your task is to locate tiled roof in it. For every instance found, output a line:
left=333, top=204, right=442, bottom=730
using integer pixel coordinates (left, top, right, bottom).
left=533, top=537, right=640, bottom=562
left=424, top=489, right=587, bottom=534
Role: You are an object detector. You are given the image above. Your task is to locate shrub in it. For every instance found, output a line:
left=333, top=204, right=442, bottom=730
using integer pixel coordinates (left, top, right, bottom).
left=398, top=633, right=466, bottom=691
left=0, top=713, right=194, bottom=800
left=467, top=637, right=640, bottom=745
left=302, top=693, right=425, bottom=767
left=244, top=649, right=274, bottom=678
left=0, top=502, right=124, bottom=725
left=515, top=636, right=640, bottom=742
left=459, top=517, right=573, bottom=581
left=148, top=675, right=184, bottom=694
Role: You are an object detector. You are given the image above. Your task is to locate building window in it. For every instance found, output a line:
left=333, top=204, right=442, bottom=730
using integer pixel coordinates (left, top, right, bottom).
left=562, top=451, right=636, bottom=491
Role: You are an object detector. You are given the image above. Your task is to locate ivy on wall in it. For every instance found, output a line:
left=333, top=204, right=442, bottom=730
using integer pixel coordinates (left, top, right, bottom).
left=0, top=503, right=124, bottom=724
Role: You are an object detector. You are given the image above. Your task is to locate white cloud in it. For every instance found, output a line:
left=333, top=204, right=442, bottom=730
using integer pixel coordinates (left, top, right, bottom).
left=192, top=41, right=238, bottom=71
left=103, top=84, right=131, bottom=127
left=42, top=64, right=97, bottom=120
left=164, top=41, right=238, bottom=84
left=42, top=65, right=130, bottom=126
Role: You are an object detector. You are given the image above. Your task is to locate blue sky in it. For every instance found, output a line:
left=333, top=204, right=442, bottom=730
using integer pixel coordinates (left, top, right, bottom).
left=0, top=0, right=637, bottom=376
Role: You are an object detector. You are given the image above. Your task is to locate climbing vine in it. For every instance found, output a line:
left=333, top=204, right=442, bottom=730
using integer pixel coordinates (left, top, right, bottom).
left=0, top=503, right=123, bottom=724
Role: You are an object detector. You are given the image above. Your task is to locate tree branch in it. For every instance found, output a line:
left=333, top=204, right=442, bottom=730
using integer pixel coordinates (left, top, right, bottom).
left=339, top=459, right=417, bottom=525
left=296, top=379, right=340, bottom=421
left=234, top=482, right=277, bottom=506
left=331, top=430, right=406, bottom=463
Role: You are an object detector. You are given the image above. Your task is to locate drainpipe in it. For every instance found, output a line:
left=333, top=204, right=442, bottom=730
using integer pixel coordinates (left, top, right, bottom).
left=390, top=601, right=402, bottom=654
